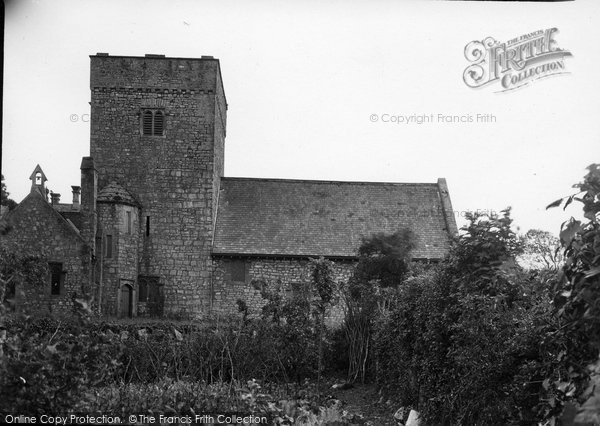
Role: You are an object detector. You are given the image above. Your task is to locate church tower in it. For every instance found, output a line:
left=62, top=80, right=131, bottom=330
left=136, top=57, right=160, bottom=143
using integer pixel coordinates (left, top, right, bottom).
left=89, top=53, right=227, bottom=316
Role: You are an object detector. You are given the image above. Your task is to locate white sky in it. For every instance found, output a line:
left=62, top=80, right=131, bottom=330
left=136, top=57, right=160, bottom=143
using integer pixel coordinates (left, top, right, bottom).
left=3, top=0, right=599, bottom=236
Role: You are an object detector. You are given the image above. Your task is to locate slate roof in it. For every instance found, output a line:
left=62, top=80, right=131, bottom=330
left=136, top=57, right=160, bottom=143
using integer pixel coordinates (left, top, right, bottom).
left=213, top=177, right=456, bottom=259
left=60, top=211, right=84, bottom=231
left=97, top=182, right=140, bottom=206
left=50, top=204, right=84, bottom=231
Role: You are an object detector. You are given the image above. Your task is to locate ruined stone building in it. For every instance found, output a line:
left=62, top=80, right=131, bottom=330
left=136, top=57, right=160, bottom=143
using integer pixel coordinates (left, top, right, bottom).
left=0, top=54, right=458, bottom=318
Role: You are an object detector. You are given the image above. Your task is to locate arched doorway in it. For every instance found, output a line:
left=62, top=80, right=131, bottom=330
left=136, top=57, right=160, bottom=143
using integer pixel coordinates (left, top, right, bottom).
left=120, top=284, right=133, bottom=318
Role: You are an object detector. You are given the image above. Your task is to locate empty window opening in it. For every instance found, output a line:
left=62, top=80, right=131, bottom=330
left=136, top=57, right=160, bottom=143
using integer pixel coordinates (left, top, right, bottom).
left=145, top=216, right=150, bottom=236
left=49, top=262, right=63, bottom=295
left=126, top=211, right=132, bottom=234
left=106, top=234, right=113, bottom=258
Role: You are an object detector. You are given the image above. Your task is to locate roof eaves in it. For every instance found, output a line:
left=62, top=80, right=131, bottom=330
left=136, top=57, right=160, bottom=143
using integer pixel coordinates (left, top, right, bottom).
left=211, top=251, right=359, bottom=261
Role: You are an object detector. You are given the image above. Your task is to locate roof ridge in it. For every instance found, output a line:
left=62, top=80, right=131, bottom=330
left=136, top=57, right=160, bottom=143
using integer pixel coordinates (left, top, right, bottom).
left=220, top=176, right=439, bottom=186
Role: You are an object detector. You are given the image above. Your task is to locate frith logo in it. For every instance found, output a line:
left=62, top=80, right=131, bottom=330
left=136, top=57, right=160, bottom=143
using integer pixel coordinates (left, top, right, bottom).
left=463, top=28, right=572, bottom=92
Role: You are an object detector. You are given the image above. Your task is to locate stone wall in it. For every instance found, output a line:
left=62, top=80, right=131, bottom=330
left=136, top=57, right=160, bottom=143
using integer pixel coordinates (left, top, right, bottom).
left=97, top=202, right=140, bottom=316
left=211, top=257, right=355, bottom=326
left=90, top=55, right=227, bottom=316
left=0, top=192, right=91, bottom=315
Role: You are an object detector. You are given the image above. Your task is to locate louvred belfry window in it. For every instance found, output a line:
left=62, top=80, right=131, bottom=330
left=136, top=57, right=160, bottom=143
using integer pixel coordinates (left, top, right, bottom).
left=153, top=111, right=164, bottom=135
left=141, top=109, right=165, bottom=136
left=142, top=110, right=153, bottom=135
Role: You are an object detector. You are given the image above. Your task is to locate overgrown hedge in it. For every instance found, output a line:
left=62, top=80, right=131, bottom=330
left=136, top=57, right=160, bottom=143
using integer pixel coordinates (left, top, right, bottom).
left=372, top=202, right=599, bottom=425
left=0, top=313, right=347, bottom=414
left=374, top=266, right=561, bottom=425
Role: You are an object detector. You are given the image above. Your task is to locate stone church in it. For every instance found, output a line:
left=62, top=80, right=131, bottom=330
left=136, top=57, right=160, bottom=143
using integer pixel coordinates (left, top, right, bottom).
left=0, top=54, right=458, bottom=318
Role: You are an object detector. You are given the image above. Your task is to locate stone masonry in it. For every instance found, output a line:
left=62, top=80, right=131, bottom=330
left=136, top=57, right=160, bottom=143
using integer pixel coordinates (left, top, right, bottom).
left=212, top=257, right=355, bottom=325
left=0, top=180, right=91, bottom=314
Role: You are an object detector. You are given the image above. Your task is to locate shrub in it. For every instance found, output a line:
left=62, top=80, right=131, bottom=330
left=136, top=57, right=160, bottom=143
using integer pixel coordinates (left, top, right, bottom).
left=546, top=163, right=600, bottom=423
left=77, top=378, right=351, bottom=425
left=0, top=311, right=123, bottom=414
left=343, top=229, right=416, bottom=383
left=373, top=209, right=562, bottom=425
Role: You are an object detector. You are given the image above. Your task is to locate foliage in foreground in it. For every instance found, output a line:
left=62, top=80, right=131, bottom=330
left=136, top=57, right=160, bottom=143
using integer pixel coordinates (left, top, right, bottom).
left=373, top=164, right=600, bottom=425
left=374, top=209, right=564, bottom=425
left=79, top=378, right=351, bottom=425
left=0, top=311, right=358, bottom=423
left=547, top=163, right=600, bottom=424
left=0, top=308, right=355, bottom=417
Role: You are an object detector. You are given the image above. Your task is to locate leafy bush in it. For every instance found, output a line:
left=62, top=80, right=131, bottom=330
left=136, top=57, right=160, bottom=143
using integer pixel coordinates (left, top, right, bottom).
left=1, top=310, right=344, bottom=390
left=373, top=209, right=563, bottom=425
left=78, top=378, right=269, bottom=416
left=546, top=163, right=600, bottom=422
left=116, top=318, right=318, bottom=384
left=0, top=309, right=123, bottom=414
left=77, top=378, right=352, bottom=425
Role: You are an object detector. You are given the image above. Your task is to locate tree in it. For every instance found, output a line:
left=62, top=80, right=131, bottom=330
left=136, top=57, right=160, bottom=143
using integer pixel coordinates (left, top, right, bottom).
left=519, top=229, right=564, bottom=271
left=344, top=229, right=416, bottom=383
left=451, top=207, right=522, bottom=274
left=355, top=229, right=416, bottom=288
left=1, top=175, right=18, bottom=212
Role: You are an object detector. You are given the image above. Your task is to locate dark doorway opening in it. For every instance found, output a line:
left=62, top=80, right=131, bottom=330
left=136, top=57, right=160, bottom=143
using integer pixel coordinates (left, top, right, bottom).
left=138, top=275, right=163, bottom=317
left=120, top=283, right=133, bottom=318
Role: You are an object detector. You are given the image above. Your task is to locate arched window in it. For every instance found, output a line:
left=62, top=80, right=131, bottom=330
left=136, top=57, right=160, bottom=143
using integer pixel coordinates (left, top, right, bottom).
left=141, top=109, right=165, bottom=136
left=35, top=172, right=42, bottom=185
